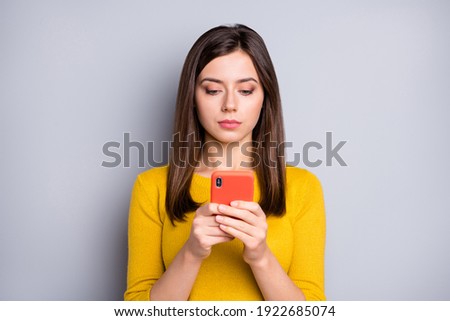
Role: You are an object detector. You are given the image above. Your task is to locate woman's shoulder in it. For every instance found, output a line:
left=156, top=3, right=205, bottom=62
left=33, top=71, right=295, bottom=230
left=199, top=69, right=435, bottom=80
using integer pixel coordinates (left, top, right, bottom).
left=136, top=165, right=169, bottom=185
left=284, top=166, right=325, bottom=219
left=286, top=165, right=320, bottom=182
left=285, top=165, right=323, bottom=193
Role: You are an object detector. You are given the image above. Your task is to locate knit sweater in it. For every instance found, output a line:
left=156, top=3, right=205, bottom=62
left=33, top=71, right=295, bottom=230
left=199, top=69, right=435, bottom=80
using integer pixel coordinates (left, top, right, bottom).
left=124, top=165, right=326, bottom=301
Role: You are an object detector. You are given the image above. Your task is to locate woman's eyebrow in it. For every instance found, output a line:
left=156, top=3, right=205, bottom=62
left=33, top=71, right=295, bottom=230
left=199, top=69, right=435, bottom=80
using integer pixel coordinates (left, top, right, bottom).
left=237, top=77, right=259, bottom=84
left=199, top=77, right=259, bottom=84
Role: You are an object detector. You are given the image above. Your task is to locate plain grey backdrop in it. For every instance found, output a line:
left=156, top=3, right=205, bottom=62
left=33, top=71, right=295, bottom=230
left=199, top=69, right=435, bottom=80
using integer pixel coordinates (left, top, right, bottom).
left=1, top=0, right=449, bottom=300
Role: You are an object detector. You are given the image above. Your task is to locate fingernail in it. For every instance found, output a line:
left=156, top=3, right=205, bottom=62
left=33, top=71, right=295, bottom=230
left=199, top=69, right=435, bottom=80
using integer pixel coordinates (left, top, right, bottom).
left=216, top=215, right=223, bottom=222
left=230, top=201, right=237, bottom=207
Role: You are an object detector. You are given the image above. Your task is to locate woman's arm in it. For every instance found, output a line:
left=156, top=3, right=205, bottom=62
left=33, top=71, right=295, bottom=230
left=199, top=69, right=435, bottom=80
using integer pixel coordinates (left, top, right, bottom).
left=247, top=247, right=306, bottom=300
left=215, top=169, right=326, bottom=301
left=125, top=174, right=233, bottom=301
left=150, top=203, right=234, bottom=300
left=125, top=176, right=164, bottom=301
left=215, top=201, right=306, bottom=300
left=149, top=242, right=203, bottom=300
left=286, top=171, right=326, bottom=300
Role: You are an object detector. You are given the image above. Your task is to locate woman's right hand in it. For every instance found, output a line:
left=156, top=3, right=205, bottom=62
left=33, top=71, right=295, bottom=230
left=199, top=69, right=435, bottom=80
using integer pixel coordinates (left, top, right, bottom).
left=184, top=203, right=234, bottom=260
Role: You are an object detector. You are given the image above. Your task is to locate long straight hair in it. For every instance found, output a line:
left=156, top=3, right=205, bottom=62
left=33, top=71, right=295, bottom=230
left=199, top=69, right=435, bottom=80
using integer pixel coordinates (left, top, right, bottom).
left=166, top=24, right=286, bottom=224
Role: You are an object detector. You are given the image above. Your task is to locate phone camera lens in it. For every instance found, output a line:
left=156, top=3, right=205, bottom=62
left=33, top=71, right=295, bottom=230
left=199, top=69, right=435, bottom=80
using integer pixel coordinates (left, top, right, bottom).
left=216, top=177, right=222, bottom=188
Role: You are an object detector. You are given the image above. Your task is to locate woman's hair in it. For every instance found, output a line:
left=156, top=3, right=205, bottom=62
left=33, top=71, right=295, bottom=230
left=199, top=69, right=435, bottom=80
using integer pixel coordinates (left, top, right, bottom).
left=166, top=24, right=286, bottom=224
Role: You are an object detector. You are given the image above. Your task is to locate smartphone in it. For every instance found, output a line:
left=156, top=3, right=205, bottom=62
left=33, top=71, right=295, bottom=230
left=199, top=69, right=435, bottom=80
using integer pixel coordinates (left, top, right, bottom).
left=210, top=170, right=254, bottom=205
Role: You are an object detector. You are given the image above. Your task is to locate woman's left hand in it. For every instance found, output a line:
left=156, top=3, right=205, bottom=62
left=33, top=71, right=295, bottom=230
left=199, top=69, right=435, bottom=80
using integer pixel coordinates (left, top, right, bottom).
left=215, top=201, right=269, bottom=266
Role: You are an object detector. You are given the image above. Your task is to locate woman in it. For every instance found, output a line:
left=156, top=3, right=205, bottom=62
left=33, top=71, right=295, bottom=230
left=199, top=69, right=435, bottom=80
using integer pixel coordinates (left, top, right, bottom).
left=125, top=24, right=326, bottom=301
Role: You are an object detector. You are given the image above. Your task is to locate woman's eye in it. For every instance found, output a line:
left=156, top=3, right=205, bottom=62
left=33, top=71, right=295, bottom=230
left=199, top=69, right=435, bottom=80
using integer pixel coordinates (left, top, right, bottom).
left=240, top=90, right=253, bottom=96
left=206, top=89, right=220, bottom=95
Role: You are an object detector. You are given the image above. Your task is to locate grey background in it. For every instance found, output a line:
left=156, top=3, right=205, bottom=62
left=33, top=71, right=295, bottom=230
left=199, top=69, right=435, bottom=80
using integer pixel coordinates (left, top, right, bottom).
left=1, top=0, right=449, bottom=300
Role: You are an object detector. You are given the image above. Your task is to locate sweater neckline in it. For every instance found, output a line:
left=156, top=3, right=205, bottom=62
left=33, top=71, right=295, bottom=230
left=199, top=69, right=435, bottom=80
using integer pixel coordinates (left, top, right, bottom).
left=191, top=172, right=211, bottom=189
left=192, top=170, right=258, bottom=187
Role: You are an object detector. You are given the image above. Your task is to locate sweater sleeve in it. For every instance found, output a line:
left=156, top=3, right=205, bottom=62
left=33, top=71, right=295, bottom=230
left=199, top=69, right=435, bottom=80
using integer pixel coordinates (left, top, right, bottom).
left=124, top=174, right=164, bottom=301
left=288, top=170, right=326, bottom=301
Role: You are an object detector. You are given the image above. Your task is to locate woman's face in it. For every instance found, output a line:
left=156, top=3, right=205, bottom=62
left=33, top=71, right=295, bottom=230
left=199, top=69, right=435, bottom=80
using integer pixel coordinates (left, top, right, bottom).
left=195, top=50, right=264, bottom=145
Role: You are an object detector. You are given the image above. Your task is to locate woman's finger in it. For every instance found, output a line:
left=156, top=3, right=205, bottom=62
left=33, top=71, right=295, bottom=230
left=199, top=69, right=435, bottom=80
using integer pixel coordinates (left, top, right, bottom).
left=215, top=215, right=256, bottom=236
left=218, top=224, right=253, bottom=245
left=230, top=201, right=265, bottom=217
left=216, top=204, right=258, bottom=226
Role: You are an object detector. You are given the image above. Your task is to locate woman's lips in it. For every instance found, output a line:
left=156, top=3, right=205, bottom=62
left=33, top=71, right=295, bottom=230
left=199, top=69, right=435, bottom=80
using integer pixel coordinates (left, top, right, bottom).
left=218, top=119, right=241, bottom=129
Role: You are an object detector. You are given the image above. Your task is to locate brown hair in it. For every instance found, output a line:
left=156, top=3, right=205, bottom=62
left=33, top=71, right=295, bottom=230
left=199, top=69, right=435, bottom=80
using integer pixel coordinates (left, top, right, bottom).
left=166, top=24, right=286, bottom=223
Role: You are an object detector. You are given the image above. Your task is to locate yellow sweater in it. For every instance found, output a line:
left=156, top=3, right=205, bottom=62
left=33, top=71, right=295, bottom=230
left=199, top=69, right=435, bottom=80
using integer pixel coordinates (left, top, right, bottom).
left=124, top=165, right=326, bottom=301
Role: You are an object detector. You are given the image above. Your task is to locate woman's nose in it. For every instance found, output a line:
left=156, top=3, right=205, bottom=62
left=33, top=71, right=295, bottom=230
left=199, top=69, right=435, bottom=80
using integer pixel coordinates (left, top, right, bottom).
left=222, top=92, right=237, bottom=112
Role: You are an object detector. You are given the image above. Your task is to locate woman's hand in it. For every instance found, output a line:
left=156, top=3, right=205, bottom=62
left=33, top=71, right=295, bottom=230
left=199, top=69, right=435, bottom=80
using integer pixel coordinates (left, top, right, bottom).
left=185, top=203, right=235, bottom=261
left=215, top=201, right=269, bottom=266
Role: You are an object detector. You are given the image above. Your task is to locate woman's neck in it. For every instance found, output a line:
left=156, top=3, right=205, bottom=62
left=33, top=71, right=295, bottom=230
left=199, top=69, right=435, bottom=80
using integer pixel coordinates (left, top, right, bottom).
left=195, top=140, right=255, bottom=177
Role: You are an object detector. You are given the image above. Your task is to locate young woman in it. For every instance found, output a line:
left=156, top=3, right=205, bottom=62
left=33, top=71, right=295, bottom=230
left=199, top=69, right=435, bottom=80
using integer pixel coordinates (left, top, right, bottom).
left=124, top=24, right=326, bottom=301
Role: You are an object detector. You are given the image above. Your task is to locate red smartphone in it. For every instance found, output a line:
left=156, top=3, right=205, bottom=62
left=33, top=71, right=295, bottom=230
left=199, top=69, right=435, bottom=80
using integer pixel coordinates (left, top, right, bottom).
left=210, top=170, right=254, bottom=205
